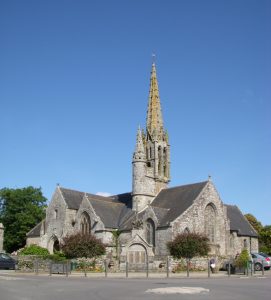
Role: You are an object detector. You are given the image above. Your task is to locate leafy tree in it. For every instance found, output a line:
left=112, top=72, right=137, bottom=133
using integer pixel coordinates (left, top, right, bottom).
left=244, top=214, right=263, bottom=233
left=61, top=233, right=106, bottom=259
left=244, top=214, right=271, bottom=255
left=260, top=226, right=271, bottom=255
left=167, top=232, right=210, bottom=260
left=0, top=187, right=47, bottom=253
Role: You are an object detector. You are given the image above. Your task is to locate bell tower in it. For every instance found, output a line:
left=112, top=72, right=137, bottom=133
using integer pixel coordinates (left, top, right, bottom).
left=132, top=62, right=170, bottom=211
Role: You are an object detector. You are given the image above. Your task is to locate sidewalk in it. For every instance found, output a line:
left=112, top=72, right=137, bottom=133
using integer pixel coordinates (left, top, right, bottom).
left=5, top=269, right=269, bottom=279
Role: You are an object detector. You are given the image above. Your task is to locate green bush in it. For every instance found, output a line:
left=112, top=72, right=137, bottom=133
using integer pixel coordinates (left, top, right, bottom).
left=235, top=249, right=250, bottom=269
left=61, top=233, right=106, bottom=259
left=20, top=245, right=49, bottom=256
left=46, top=251, right=66, bottom=262
left=167, top=232, right=210, bottom=260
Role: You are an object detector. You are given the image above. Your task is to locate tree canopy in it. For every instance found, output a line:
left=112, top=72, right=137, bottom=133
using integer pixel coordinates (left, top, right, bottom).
left=245, top=213, right=271, bottom=255
left=167, top=232, right=210, bottom=260
left=0, top=187, right=47, bottom=253
left=244, top=213, right=263, bottom=233
left=61, top=233, right=106, bottom=259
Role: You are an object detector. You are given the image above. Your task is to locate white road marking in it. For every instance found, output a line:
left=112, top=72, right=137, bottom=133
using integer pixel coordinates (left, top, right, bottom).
left=146, top=286, right=210, bottom=294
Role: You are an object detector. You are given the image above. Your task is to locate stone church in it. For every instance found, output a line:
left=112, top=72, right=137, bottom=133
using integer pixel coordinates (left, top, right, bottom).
left=27, top=63, right=258, bottom=266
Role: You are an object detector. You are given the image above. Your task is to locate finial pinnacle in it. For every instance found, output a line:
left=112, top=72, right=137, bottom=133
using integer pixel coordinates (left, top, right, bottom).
left=152, top=53, right=156, bottom=65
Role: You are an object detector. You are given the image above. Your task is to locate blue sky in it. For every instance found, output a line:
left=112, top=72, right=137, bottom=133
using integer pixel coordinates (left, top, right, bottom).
left=0, top=0, right=270, bottom=225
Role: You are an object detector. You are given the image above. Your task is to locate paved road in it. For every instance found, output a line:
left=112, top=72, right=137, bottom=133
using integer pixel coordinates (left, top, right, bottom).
left=0, top=272, right=270, bottom=300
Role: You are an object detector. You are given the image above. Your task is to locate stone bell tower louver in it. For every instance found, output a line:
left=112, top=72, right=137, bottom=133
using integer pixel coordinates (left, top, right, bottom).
left=132, top=63, right=170, bottom=212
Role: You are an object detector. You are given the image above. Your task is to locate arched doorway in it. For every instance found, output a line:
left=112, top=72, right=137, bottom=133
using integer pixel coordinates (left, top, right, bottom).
left=53, top=240, right=60, bottom=252
left=48, top=235, right=59, bottom=254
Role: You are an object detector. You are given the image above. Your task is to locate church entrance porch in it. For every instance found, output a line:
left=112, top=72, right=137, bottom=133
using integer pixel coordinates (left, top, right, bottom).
left=47, top=236, right=60, bottom=254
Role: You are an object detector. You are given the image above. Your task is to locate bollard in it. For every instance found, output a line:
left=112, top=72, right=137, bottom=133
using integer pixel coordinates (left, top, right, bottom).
left=227, top=263, right=230, bottom=277
left=207, top=260, right=210, bottom=278
left=146, top=256, right=149, bottom=278
left=126, top=261, right=128, bottom=278
left=186, top=259, right=190, bottom=277
left=104, top=260, right=108, bottom=278
left=166, top=256, right=169, bottom=278
left=49, top=262, right=52, bottom=276
left=261, top=260, right=264, bottom=276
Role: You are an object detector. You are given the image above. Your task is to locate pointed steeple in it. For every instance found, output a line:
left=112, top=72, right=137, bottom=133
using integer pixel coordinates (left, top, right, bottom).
left=146, top=63, right=164, bottom=138
left=133, top=126, right=146, bottom=161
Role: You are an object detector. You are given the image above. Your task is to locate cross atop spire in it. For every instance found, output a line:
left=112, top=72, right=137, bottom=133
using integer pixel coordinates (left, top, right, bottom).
left=146, top=62, right=164, bottom=138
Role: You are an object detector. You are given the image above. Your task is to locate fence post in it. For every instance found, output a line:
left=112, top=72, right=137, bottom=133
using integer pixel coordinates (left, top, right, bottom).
left=66, top=261, right=69, bottom=277
left=207, top=260, right=210, bottom=278
left=49, top=261, right=52, bottom=276
left=261, top=260, right=264, bottom=276
left=104, top=260, right=108, bottom=278
left=84, top=261, right=87, bottom=277
left=34, top=259, right=38, bottom=275
left=146, top=255, right=149, bottom=278
left=246, top=261, right=249, bottom=276
left=126, top=261, right=128, bottom=278
left=166, top=256, right=169, bottom=278
left=186, top=259, right=190, bottom=277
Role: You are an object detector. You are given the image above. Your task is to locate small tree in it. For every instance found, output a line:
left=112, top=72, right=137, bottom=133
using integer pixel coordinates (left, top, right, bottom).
left=167, top=232, right=210, bottom=275
left=235, top=249, right=250, bottom=273
left=61, top=233, right=106, bottom=259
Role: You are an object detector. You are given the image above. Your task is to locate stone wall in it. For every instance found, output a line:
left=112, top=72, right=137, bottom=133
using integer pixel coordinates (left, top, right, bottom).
left=171, top=181, right=229, bottom=256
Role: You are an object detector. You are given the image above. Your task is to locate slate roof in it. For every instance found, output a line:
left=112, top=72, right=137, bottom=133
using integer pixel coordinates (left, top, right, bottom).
left=60, top=188, right=85, bottom=209
left=26, top=220, right=44, bottom=237
left=151, top=181, right=208, bottom=226
left=225, top=204, right=258, bottom=237
left=59, top=182, right=208, bottom=230
left=58, top=184, right=257, bottom=238
left=59, top=187, right=134, bottom=229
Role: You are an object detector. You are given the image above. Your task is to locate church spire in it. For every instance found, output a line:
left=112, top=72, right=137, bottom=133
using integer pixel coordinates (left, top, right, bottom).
left=146, top=63, right=164, bottom=138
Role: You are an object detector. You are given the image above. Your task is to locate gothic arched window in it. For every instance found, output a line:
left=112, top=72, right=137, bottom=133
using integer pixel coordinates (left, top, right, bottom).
left=80, top=212, right=91, bottom=235
left=204, top=204, right=216, bottom=243
left=146, top=218, right=155, bottom=246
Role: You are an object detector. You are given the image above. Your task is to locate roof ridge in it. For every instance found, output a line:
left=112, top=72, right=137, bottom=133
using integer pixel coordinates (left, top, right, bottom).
left=151, top=205, right=170, bottom=211
left=88, top=196, right=125, bottom=206
left=162, top=181, right=208, bottom=191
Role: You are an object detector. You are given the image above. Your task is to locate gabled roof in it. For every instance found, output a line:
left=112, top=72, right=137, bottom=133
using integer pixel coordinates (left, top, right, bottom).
left=59, top=187, right=134, bottom=229
left=87, top=195, right=133, bottom=229
left=151, top=181, right=208, bottom=226
left=59, top=187, right=85, bottom=209
left=225, top=204, right=258, bottom=237
left=26, top=220, right=44, bottom=237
